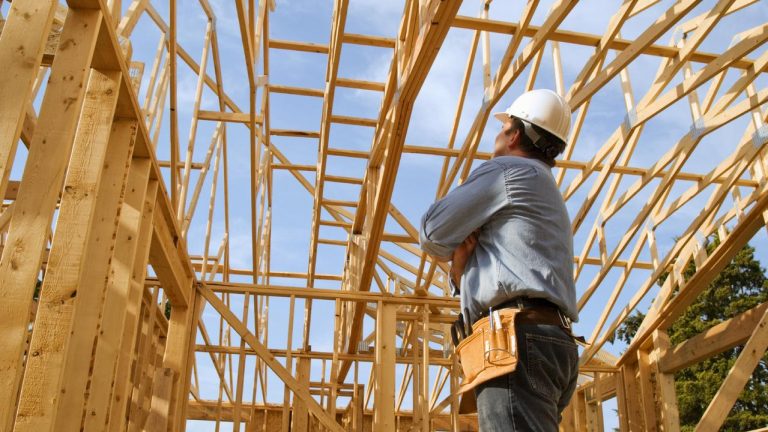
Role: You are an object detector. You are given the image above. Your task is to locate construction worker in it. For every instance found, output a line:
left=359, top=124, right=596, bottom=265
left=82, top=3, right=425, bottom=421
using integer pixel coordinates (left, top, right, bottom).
left=419, top=89, right=578, bottom=431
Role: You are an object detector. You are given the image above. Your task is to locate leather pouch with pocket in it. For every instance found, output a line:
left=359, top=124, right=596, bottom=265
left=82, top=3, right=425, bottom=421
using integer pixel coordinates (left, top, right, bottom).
left=455, top=308, right=520, bottom=396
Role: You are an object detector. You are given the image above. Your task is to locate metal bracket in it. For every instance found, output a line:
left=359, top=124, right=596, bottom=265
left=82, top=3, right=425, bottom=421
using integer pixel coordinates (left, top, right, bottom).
left=672, top=28, right=686, bottom=48
left=729, top=33, right=742, bottom=48
left=690, top=117, right=705, bottom=139
left=482, top=88, right=492, bottom=108
left=752, top=125, right=768, bottom=148
left=623, top=108, right=638, bottom=132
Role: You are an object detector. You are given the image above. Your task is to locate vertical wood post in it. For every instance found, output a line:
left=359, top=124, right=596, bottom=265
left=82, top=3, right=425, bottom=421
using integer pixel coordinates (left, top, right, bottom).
left=291, top=356, right=311, bottom=432
left=55, top=117, right=137, bottom=432
left=373, top=301, right=396, bottom=432
left=0, top=10, right=103, bottom=430
left=15, top=67, right=121, bottom=432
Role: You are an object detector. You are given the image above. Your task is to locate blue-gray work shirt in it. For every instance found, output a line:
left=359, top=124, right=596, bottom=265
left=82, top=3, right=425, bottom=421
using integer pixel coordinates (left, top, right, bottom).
left=419, top=156, right=578, bottom=323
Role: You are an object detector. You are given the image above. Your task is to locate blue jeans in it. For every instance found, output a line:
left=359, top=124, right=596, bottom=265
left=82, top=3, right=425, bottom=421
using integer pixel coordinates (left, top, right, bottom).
left=475, top=323, right=579, bottom=431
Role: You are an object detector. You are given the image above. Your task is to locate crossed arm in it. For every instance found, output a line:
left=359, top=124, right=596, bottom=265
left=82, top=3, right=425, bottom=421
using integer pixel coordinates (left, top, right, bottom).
left=448, top=232, right=478, bottom=289
left=418, top=161, right=506, bottom=290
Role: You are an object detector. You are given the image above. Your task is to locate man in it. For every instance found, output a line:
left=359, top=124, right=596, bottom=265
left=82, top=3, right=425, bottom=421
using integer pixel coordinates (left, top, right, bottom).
left=419, top=89, right=578, bottom=431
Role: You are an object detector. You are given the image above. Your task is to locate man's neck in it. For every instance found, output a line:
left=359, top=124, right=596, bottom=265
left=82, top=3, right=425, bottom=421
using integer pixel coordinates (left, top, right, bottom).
left=493, top=148, right=531, bottom=159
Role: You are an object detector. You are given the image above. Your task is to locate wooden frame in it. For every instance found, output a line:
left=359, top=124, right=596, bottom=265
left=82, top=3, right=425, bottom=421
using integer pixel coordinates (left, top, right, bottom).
left=0, top=0, right=766, bottom=430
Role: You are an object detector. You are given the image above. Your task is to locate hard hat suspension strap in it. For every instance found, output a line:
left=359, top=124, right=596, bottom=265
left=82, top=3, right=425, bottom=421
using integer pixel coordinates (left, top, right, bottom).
left=520, top=119, right=543, bottom=149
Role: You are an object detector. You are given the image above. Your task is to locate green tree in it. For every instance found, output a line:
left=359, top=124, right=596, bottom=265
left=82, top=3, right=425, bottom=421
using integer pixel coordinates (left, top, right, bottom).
left=615, top=238, right=768, bottom=431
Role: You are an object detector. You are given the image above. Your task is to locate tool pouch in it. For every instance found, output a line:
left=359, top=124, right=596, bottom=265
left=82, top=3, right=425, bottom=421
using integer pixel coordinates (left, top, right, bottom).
left=455, top=308, right=519, bottom=395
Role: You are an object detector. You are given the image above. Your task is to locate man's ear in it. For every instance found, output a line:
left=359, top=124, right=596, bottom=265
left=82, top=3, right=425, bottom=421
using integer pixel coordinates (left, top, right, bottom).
left=507, top=127, right=520, bottom=151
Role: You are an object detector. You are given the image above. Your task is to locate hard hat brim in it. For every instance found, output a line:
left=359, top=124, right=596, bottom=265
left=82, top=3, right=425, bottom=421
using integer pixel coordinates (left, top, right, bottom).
left=493, top=112, right=511, bottom=123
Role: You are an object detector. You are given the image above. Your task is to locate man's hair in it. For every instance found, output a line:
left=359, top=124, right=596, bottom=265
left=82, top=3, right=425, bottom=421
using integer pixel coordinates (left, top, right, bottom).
left=507, top=116, right=566, bottom=167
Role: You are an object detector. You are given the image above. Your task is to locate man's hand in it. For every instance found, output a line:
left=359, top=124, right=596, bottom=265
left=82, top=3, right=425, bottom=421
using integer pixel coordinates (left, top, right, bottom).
left=450, top=231, right=479, bottom=286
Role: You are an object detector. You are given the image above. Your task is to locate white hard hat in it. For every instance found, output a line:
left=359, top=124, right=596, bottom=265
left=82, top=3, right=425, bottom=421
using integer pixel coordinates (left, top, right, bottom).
left=493, top=89, right=571, bottom=144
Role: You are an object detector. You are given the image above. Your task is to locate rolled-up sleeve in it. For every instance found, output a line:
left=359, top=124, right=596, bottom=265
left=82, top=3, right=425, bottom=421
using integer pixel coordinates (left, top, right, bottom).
left=419, top=160, right=507, bottom=259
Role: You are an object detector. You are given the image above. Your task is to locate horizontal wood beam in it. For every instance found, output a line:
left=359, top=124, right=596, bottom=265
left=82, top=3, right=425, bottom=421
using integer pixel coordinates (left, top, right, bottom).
left=203, top=281, right=459, bottom=308
left=342, top=33, right=396, bottom=48
left=269, top=38, right=329, bottom=53
left=197, top=110, right=262, bottom=124
left=320, top=219, right=352, bottom=228
left=179, top=265, right=346, bottom=278
left=322, top=199, right=358, bottom=207
left=578, top=256, right=654, bottom=270
left=318, top=238, right=347, bottom=246
left=194, top=346, right=453, bottom=365
left=271, top=163, right=316, bottom=171
left=381, top=233, right=418, bottom=244
left=402, top=145, right=491, bottom=158
left=269, top=84, right=324, bottom=97
left=327, top=147, right=370, bottom=158
left=336, top=77, right=385, bottom=92
left=158, top=161, right=204, bottom=170
left=325, top=174, right=363, bottom=185
left=268, top=271, right=343, bottom=281
left=330, top=114, right=378, bottom=127
left=270, top=129, right=320, bottom=138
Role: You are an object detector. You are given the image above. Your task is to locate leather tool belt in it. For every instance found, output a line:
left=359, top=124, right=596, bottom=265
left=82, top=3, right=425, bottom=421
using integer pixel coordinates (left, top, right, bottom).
left=453, top=299, right=583, bottom=413
left=455, top=308, right=520, bottom=395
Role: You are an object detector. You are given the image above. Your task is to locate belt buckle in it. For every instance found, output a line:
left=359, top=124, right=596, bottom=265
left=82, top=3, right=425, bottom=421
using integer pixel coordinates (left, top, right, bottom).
left=558, top=310, right=571, bottom=329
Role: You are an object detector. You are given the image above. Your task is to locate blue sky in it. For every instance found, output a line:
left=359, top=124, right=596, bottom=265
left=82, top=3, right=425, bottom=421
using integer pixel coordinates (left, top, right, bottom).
left=4, top=0, right=768, bottom=430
